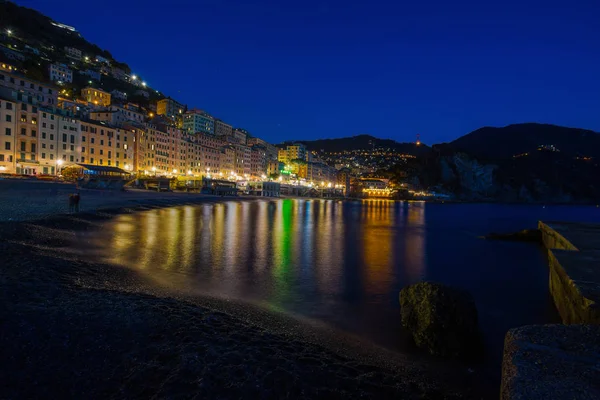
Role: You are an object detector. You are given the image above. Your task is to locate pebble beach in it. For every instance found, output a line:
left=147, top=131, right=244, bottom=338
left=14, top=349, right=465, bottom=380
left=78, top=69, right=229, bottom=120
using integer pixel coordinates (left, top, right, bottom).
left=0, top=180, right=486, bottom=399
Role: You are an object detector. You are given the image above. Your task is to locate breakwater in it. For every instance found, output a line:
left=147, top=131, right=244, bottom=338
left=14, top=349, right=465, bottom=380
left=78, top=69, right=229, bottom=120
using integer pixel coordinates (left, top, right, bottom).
left=501, top=221, right=600, bottom=400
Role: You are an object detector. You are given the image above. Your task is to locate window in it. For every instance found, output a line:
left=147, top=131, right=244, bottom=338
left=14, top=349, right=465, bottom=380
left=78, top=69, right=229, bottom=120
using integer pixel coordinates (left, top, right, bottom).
left=50, top=144, right=54, bottom=150
left=70, top=155, right=74, bottom=162
left=0, top=155, right=3, bottom=161
left=21, top=103, right=26, bottom=111
left=41, top=153, right=46, bottom=159
left=70, top=145, right=74, bottom=151
left=81, top=157, right=85, bottom=163
left=62, top=134, right=67, bottom=142
left=5, top=115, right=11, bottom=122
left=42, top=122, right=46, bottom=128
left=31, top=143, right=35, bottom=152
left=62, top=155, right=66, bottom=160
left=50, top=124, right=54, bottom=129
left=108, top=151, right=112, bottom=158
left=42, top=132, right=46, bottom=139
left=21, top=128, right=26, bottom=135
left=90, top=158, right=94, bottom=163
left=20, top=142, right=26, bottom=151
left=82, top=136, right=86, bottom=142
left=91, top=138, right=95, bottom=144
left=82, top=147, right=85, bottom=152
left=20, top=115, right=26, bottom=122
left=31, top=130, right=36, bottom=137
left=100, top=149, right=103, bottom=155
left=43, top=113, right=47, bottom=118
left=70, top=135, right=74, bottom=144
left=100, top=140, right=104, bottom=145
left=6, top=102, right=12, bottom=110
left=50, top=115, right=54, bottom=120
left=4, top=142, right=10, bottom=150
left=50, top=154, right=54, bottom=160
left=5, top=128, right=11, bottom=136
left=42, top=143, right=46, bottom=149
left=91, top=148, right=94, bottom=154
left=50, top=134, right=54, bottom=140
left=62, top=144, right=67, bottom=150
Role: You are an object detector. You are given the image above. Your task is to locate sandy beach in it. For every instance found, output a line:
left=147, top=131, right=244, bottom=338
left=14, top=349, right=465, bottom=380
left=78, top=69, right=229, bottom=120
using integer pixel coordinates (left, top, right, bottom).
left=0, top=180, right=486, bottom=399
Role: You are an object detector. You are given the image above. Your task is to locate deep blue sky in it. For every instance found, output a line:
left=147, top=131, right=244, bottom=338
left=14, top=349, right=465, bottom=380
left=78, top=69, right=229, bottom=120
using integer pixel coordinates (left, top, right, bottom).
left=16, top=0, right=600, bottom=144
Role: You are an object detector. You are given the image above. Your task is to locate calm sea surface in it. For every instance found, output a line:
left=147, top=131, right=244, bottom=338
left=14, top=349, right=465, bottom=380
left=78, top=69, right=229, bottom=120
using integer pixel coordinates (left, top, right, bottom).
left=79, top=200, right=600, bottom=373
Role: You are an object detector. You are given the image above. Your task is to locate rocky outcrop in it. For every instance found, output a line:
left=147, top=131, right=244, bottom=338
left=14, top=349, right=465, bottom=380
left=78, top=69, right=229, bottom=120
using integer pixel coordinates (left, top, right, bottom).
left=399, top=282, right=481, bottom=359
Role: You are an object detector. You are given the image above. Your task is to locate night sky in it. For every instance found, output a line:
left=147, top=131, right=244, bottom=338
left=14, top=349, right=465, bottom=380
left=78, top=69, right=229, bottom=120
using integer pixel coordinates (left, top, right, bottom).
left=16, top=0, right=600, bottom=144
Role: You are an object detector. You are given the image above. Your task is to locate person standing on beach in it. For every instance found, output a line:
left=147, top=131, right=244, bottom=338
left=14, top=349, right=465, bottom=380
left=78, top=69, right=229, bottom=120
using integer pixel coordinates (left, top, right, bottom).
left=68, top=194, right=75, bottom=213
left=73, top=192, right=80, bottom=213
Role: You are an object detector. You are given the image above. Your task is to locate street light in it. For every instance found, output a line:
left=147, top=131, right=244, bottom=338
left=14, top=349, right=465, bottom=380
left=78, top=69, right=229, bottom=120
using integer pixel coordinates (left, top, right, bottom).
left=131, top=75, right=137, bottom=80
left=6, top=29, right=12, bottom=36
left=56, top=159, right=63, bottom=176
left=142, top=81, right=147, bottom=87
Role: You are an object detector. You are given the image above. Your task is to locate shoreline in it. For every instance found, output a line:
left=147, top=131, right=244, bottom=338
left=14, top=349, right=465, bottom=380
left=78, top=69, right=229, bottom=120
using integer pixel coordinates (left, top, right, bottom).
left=0, top=197, right=490, bottom=398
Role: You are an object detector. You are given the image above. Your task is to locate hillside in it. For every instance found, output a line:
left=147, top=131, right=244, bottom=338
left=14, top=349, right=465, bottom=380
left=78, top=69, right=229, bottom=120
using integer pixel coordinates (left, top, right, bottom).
left=449, top=123, right=600, bottom=160
left=0, top=0, right=126, bottom=68
left=280, top=134, right=431, bottom=156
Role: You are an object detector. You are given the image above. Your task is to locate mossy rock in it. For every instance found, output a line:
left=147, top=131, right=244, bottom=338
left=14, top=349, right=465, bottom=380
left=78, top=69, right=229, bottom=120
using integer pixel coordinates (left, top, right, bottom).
left=399, top=282, right=481, bottom=359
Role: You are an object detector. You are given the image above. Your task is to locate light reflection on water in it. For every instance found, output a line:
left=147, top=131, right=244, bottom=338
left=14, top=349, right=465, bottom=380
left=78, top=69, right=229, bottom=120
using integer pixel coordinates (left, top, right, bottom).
left=98, top=199, right=426, bottom=347
left=85, top=199, right=579, bottom=367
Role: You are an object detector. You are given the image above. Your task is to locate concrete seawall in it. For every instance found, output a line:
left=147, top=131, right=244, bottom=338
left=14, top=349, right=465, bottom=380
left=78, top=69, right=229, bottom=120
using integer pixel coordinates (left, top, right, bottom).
left=501, top=221, right=600, bottom=400
left=538, top=221, right=600, bottom=324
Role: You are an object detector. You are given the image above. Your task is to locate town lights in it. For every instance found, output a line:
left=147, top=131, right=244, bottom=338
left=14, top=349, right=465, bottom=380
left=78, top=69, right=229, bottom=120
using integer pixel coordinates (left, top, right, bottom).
left=187, top=170, right=192, bottom=175
left=142, top=82, right=147, bottom=87
left=6, top=29, right=12, bottom=36
left=172, top=169, right=177, bottom=174
left=131, top=75, right=137, bottom=80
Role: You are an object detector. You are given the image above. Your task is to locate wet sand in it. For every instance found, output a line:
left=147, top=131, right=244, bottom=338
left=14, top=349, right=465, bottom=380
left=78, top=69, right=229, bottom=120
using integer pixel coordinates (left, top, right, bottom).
left=0, top=184, right=489, bottom=399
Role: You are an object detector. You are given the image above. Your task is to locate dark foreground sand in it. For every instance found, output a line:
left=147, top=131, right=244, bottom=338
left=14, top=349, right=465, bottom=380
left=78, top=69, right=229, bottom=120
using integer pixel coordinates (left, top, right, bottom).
left=0, top=198, right=488, bottom=399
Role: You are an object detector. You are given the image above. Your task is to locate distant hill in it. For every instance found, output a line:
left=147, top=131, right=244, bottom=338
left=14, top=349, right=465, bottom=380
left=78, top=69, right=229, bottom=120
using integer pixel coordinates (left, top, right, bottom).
left=280, top=134, right=431, bottom=156
left=449, top=123, right=600, bottom=160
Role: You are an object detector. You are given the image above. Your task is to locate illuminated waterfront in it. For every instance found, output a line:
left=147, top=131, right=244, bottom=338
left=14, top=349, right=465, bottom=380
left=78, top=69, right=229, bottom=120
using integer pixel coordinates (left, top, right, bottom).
left=74, top=200, right=600, bottom=365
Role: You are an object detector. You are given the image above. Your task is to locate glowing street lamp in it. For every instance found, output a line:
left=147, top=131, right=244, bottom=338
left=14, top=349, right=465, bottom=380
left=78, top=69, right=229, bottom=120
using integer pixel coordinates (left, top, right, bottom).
left=172, top=169, right=178, bottom=174
left=56, top=159, right=63, bottom=176
left=131, top=75, right=137, bottom=80
left=141, top=81, right=147, bottom=87
left=187, top=170, right=192, bottom=175
left=6, top=29, right=12, bottom=36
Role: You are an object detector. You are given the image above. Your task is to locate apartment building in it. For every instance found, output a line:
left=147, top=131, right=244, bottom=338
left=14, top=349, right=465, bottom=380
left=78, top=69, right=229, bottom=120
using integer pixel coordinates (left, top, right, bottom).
left=38, top=110, right=81, bottom=174
left=250, top=145, right=267, bottom=178
left=183, top=109, right=214, bottom=134
left=0, top=71, right=58, bottom=106
left=0, top=97, right=17, bottom=173
left=214, top=119, right=233, bottom=137
left=157, top=97, right=184, bottom=119
left=15, top=101, right=40, bottom=174
left=49, top=63, right=73, bottom=83
left=64, top=47, right=82, bottom=60
left=81, top=87, right=111, bottom=107
left=234, top=143, right=251, bottom=177
left=80, top=121, right=134, bottom=169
